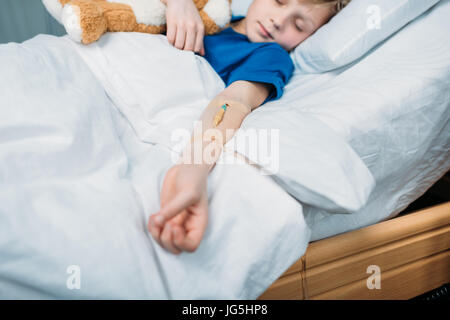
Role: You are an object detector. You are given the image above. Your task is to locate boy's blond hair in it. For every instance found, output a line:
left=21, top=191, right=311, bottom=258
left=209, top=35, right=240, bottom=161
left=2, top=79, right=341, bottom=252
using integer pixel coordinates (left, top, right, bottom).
left=311, top=0, right=352, bottom=14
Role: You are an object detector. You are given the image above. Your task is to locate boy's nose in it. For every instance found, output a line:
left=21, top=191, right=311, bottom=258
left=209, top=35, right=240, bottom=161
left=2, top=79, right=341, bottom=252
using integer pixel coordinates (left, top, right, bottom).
left=270, top=18, right=280, bottom=30
left=270, top=5, right=294, bottom=31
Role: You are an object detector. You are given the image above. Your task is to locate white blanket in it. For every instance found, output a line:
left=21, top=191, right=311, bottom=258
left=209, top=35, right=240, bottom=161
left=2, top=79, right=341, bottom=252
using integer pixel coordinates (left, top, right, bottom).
left=0, top=35, right=310, bottom=299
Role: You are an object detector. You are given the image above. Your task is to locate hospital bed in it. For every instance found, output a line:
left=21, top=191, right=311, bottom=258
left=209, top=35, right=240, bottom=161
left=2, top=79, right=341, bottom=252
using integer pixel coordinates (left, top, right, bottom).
left=259, top=197, right=450, bottom=299
left=257, top=0, right=450, bottom=299
left=0, top=0, right=449, bottom=299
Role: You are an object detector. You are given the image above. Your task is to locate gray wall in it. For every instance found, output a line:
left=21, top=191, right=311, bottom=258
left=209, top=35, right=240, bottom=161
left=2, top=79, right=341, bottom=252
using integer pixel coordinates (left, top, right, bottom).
left=0, top=0, right=66, bottom=44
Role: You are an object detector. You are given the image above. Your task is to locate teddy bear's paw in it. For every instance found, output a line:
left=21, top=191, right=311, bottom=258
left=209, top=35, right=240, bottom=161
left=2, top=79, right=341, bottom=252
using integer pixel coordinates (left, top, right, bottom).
left=42, top=0, right=65, bottom=24
left=62, top=4, right=83, bottom=43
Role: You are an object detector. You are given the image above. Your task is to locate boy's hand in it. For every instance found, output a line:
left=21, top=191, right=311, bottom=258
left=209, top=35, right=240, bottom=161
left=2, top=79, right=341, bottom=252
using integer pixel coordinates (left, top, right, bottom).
left=148, top=164, right=209, bottom=254
left=164, top=0, right=206, bottom=56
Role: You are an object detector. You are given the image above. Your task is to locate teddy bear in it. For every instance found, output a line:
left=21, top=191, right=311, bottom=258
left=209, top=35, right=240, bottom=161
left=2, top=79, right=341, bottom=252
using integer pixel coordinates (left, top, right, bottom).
left=42, top=0, right=232, bottom=44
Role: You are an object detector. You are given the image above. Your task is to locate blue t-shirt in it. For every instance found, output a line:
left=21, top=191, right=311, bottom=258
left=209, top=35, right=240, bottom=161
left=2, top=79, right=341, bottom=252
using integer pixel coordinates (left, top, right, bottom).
left=201, top=15, right=294, bottom=104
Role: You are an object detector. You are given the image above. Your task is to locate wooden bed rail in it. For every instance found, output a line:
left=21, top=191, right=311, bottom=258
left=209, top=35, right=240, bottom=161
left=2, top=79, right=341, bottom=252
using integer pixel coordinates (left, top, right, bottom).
left=258, top=201, right=450, bottom=300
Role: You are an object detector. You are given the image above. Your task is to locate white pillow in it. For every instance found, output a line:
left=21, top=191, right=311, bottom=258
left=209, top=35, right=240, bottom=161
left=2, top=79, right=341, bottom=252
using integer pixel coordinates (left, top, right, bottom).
left=231, top=0, right=441, bottom=73
left=292, top=0, right=442, bottom=73
left=225, top=109, right=376, bottom=214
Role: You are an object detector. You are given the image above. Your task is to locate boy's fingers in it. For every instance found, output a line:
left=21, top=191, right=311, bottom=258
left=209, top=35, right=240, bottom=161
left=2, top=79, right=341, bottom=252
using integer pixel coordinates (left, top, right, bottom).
left=166, top=21, right=176, bottom=45
left=177, top=207, right=208, bottom=253
left=148, top=215, right=162, bottom=245
left=194, top=28, right=204, bottom=54
left=155, top=191, right=197, bottom=226
left=180, top=227, right=203, bottom=253
left=174, top=26, right=186, bottom=50
left=160, top=224, right=181, bottom=254
left=172, top=226, right=185, bottom=251
left=184, top=28, right=196, bottom=52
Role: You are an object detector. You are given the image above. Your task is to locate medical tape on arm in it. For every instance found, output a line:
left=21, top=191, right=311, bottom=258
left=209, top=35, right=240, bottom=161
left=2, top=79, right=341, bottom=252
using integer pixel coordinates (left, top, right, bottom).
left=180, top=97, right=252, bottom=169
left=192, top=96, right=251, bottom=143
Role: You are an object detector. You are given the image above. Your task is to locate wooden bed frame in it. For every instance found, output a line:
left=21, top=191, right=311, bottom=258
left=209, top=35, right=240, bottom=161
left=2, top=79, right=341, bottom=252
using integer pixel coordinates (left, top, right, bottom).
left=258, top=174, right=450, bottom=300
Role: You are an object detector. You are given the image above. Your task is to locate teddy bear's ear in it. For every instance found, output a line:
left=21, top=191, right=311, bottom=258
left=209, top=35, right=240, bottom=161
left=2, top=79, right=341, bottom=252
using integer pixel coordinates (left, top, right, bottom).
left=199, top=0, right=233, bottom=35
left=42, top=0, right=65, bottom=24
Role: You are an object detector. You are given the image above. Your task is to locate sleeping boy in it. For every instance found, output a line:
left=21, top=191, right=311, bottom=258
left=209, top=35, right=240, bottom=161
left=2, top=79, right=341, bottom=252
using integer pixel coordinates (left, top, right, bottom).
left=148, top=0, right=350, bottom=254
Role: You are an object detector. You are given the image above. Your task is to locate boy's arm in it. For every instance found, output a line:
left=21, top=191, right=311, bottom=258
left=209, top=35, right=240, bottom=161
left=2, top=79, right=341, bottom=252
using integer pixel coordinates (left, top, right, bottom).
left=179, top=80, right=271, bottom=172
left=219, top=80, right=271, bottom=111
left=149, top=81, right=271, bottom=254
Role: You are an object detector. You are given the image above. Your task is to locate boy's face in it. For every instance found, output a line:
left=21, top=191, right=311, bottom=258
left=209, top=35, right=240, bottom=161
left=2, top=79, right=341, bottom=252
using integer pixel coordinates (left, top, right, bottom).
left=242, top=0, right=335, bottom=51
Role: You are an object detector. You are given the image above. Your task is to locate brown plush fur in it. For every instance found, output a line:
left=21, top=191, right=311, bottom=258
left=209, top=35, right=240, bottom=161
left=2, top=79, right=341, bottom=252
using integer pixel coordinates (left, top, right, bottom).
left=57, top=0, right=231, bottom=44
